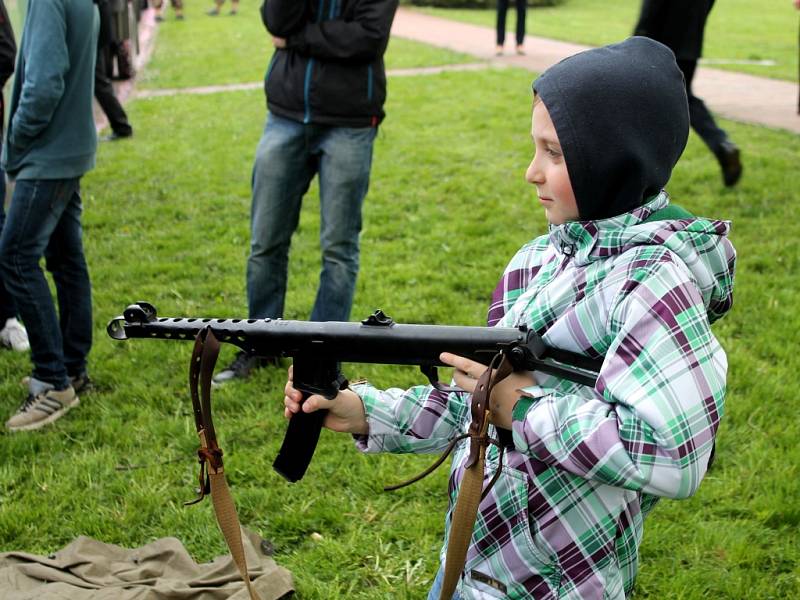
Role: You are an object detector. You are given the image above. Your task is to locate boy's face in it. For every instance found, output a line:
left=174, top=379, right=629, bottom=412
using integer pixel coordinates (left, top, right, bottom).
left=526, top=101, right=579, bottom=225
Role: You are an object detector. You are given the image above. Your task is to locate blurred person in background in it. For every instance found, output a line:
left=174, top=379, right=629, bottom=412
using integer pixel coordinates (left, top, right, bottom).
left=207, top=0, right=238, bottom=16
left=95, top=0, right=134, bottom=141
left=154, top=0, right=185, bottom=21
left=634, top=0, right=743, bottom=187
left=496, top=0, right=526, bottom=56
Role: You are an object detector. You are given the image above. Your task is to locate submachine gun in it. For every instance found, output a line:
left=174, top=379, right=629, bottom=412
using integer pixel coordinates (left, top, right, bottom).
left=107, top=301, right=602, bottom=483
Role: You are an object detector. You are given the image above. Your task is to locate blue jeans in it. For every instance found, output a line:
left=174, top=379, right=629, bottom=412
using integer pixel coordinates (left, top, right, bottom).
left=428, top=567, right=462, bottom=600
left=0, top=178, right=92, bottom=387
left=247, top=113, right=376, bottom=322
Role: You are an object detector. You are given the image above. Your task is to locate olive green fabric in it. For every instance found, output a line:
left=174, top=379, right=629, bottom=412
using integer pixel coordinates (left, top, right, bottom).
left=0, top=528, right=294, bottom=600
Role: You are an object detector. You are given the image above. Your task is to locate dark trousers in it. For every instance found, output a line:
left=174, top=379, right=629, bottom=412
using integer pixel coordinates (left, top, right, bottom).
left=95, top=47, right=133, bottom=136
left=677, top=59, right=728, bottom=153
left=496, top=0, right=526, bottom=46
left=0, top=168, right=17, bottom=322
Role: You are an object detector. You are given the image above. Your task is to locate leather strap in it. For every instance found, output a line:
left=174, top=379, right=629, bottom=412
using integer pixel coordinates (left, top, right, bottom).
left=189, top=328, right=263, bottom=600
left=437, top=354, right=513, bottom=600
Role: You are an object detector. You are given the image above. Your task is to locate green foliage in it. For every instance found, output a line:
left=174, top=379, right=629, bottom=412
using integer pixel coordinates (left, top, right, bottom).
left=419, top=0, right=800, bottom=81
left=1, top=5, right=799, bottom=600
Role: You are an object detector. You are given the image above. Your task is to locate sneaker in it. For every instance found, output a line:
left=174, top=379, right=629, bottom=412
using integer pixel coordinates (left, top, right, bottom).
left=0, top=318, right=29, bottom=352
left=101, top=130, right=133, bottom=142
left=715, top=140, right=742, bottom=187
left=212, top=351, right=276, bottom=384
left=5, top=386, right=79, bottom=432
left=206, top=7, right=220, bottom=15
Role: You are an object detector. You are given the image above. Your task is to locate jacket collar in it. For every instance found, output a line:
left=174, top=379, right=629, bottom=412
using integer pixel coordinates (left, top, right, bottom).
left=547, top=193, right=669, bottom=265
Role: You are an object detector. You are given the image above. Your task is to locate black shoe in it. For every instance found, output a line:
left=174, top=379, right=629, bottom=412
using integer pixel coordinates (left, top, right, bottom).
left=212, top=351, right=277, bottom=384
left=715, top=140, right=742, bottom=187
left=69, top=372, right=93, bottom=395
left=101, top=130, right=133, bottom=142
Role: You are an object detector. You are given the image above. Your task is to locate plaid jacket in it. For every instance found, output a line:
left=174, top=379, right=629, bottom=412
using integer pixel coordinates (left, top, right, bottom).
left=352, top=193, right=736, bottom=599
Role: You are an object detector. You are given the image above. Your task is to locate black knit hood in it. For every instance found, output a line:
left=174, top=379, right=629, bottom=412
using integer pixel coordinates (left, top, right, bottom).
left=533, top=37, right=690, bottom=221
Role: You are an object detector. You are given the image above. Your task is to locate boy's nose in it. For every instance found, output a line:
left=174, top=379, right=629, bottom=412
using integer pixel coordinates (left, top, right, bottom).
left=526, top=157, right=542, bottom=185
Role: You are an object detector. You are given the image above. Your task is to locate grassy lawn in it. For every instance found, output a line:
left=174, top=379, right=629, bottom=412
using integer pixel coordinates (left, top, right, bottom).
left=139, top=1, right=476, bottom=89
left=1, top=5, right=799, bottom=600
left=420, top=0, right=800, bottom=82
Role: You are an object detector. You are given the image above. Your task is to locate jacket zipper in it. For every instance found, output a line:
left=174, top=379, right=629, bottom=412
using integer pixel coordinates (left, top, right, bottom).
left=303, top=59, right=314, bottom=124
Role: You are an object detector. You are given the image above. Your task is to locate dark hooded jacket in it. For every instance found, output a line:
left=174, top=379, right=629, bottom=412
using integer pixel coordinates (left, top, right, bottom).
left=261, top=0, right=398, bottom=128
left=533, top=36, right=689, bottom=221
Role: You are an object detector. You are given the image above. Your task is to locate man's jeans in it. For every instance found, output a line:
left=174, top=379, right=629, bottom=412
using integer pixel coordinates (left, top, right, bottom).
left=247, top=113, right=376, bottom=322
left=0, top=178, right=92, bottom=388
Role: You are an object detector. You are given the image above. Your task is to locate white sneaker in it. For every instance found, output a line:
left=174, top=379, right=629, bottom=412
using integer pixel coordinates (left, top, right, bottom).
left=0, top=318, right=30, bottom=352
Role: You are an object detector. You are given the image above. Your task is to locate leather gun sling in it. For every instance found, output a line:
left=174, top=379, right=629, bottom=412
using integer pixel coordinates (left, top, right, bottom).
left=438, top=355, right=513, bottom=600
left=189, top=328, right=263, bottom=600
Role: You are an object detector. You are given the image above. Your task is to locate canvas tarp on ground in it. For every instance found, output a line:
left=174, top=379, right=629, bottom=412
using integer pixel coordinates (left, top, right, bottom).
left=0, top=527, right=294, bottom=600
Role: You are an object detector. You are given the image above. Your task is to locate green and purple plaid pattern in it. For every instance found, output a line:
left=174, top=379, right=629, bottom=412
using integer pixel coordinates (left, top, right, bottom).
left=353, top=194, right=736, bottom=599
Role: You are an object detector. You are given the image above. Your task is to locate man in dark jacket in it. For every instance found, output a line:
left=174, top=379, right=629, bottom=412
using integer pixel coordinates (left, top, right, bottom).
left=214, top=0, right=398, bottom=382
left=95, top=0, right=133, bottom=140
left=634, top=0, right=743, bottom=187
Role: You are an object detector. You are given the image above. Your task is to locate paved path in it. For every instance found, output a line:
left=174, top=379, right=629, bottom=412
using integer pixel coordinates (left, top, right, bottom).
left=391, top=7, right=800, bottom=135
left=106, top=7, right=799, bottom=136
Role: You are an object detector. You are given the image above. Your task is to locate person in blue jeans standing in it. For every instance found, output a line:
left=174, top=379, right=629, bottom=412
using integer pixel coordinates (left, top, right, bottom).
left=0, top=0, right=99, bottom=431
left=214, top=0, right=399, bottom=383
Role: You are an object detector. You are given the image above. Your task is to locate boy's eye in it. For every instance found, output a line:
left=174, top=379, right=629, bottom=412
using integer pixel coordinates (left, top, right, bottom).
left=546, top=147, right=561, bottom=158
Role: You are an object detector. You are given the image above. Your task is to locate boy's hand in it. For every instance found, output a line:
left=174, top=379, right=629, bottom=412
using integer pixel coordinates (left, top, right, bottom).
left=440, top=352, right=536, bottom=430
left=284, top=365, right=369, bottom=435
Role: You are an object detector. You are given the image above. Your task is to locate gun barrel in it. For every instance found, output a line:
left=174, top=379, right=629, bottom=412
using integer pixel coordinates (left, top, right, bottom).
left=107, top=302, right=601, bottom=386
left=109, top=313, right=529, bottom=368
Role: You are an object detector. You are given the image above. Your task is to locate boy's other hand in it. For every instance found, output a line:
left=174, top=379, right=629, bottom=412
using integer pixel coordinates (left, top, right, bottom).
left=273, top=36, right=287, bottom=48
left=440, top=352, right=536, bottom=430
left=284, top=365, right=369, bottom=435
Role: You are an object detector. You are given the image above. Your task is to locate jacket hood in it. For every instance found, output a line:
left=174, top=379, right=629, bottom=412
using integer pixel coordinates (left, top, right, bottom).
left=549, top=194, right=736, bottom=322
left=533, top=37, right=689, bottom=221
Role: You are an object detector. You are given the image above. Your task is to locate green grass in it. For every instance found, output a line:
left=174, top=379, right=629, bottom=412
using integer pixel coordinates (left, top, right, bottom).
left=139, top=1, right=476, bottom=89
left=420, top=0, right=800, bottom=81
left=1, top=6, right=800, bottom=600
